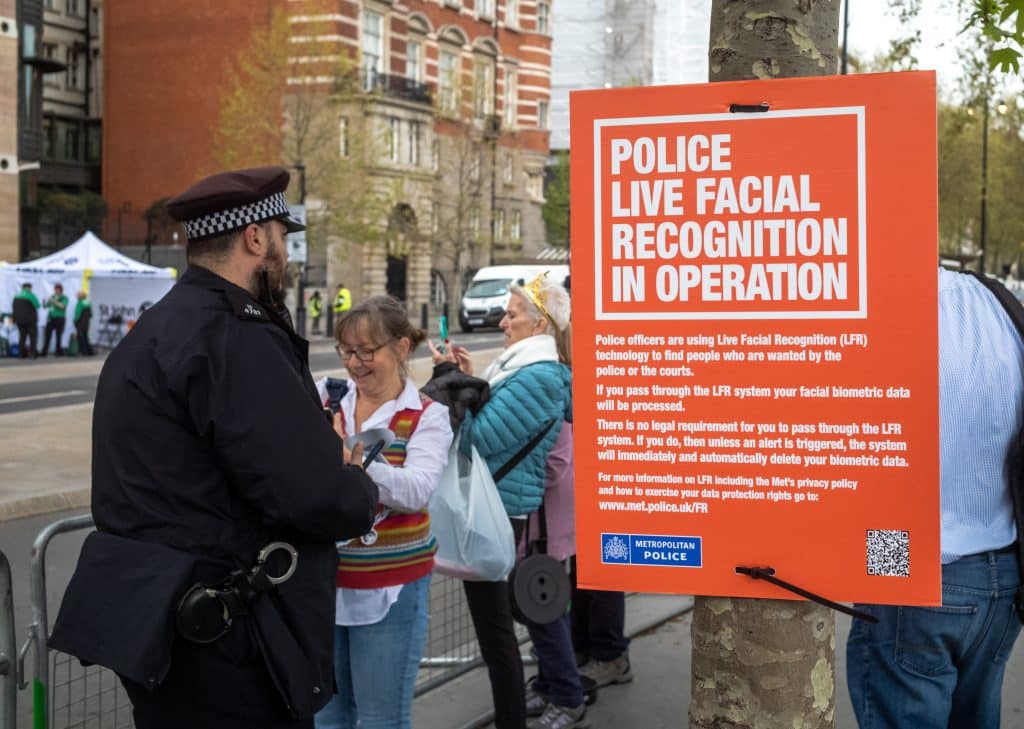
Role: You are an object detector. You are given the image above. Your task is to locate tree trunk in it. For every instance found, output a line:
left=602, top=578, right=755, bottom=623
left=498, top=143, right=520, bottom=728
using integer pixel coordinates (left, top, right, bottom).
left=708, top=0, right=840, bottom=82
left=691, top=3, right=841, bottom=728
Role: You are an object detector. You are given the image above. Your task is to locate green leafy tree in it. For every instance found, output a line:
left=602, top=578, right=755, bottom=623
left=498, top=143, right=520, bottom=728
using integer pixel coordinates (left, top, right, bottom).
left=965, top=0, right=1024, bottom=72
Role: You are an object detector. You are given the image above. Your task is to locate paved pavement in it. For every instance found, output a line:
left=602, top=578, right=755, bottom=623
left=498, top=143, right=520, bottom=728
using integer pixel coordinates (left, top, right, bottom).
left=0, top=338, right=504, bottom=521
left=3, top=342, right=1024, bottom=728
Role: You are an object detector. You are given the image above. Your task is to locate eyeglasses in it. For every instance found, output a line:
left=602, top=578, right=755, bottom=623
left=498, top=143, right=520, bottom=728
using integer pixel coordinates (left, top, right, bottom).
left=335, top=339, right=394, bottom=363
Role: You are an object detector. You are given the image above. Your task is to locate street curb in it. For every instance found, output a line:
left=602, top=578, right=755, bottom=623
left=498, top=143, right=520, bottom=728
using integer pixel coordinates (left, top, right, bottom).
left=0, top=486, right=90, bottom=522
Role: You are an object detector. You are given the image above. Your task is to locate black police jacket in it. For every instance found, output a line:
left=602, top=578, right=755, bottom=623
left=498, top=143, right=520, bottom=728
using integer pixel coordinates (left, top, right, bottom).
left=49, top=265, right=378, bottom=718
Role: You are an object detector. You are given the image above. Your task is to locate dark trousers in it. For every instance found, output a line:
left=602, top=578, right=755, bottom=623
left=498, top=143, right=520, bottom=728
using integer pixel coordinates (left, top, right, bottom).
left=75, top=318, right=93, bottom=355
left=120, top=620, right=309, bottom=729
left=463, top=578, right=526, bottom=729
left=466, top=577, right=528, bottom=729
left=16, top=323, right=37, bottom=358
left=41, top=316, right=65, bottom=355
left=525, top=612, right=584, bottom=708
left=570, top=557, right=630, bottom=662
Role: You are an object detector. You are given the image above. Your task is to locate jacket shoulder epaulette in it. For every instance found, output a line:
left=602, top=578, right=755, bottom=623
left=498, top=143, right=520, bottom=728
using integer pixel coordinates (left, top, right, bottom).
left=224, top=287, right=270, bottom=323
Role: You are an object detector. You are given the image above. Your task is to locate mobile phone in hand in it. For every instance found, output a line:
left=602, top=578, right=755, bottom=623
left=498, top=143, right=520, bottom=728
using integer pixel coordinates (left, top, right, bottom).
left=438, top=316, right=449, bottom=354
left=362, top=439, right=387, bottom=469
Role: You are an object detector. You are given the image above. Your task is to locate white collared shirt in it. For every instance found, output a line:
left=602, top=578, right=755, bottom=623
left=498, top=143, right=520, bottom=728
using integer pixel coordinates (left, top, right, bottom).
left=335, top=378, right=452, bottom=625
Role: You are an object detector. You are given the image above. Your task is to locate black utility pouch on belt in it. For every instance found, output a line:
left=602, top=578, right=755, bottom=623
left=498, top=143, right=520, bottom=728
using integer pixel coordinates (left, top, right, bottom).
left=49, top=531, right=198, bottom=689
left=965, top=270, right=1024, bottom=624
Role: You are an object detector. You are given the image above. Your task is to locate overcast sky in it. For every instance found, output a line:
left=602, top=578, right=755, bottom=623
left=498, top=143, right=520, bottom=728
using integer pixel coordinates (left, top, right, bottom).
left=846, top=1, right=966, bottom=90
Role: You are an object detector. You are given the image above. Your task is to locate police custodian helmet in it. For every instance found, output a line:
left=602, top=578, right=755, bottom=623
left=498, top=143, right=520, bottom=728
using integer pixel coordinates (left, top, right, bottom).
left=167, top=166, right=306, bottom=242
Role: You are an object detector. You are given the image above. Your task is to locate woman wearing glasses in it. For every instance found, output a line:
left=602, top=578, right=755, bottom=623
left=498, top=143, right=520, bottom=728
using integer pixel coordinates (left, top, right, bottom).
left=315, top=295, right=452, bottom=729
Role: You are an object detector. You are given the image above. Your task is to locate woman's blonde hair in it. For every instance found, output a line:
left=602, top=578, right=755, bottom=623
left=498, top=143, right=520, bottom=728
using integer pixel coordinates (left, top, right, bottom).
left=512, top=274, right=572, bottom=366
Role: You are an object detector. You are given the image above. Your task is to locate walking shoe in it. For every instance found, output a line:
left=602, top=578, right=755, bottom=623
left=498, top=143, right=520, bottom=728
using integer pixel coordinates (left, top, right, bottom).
left=525, top=676, right=548, bottom=717
left=526, top=702, right=589, bottom=729
left=578, top=653, right=632, bottom=689
left=579, top=675, right=598, bottom=706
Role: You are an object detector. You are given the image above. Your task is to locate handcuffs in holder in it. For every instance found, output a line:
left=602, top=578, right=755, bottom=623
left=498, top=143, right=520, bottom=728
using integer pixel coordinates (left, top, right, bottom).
left=175, top=542, right=298, bottom=644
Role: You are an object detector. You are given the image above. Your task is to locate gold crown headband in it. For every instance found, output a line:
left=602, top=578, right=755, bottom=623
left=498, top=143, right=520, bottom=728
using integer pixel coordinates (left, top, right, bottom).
left=523, top=271, right=555, bottom=326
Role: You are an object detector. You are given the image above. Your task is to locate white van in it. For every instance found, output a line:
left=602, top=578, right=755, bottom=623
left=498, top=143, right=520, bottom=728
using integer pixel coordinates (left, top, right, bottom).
left=458, top=264, right=569, bottom=332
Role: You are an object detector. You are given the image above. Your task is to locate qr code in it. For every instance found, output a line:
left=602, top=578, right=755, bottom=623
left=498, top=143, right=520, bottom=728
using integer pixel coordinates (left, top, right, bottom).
left=866, top=529, right=910, bottom=577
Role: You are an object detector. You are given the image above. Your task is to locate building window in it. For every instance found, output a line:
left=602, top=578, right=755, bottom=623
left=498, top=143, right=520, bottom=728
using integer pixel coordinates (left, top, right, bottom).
left=503, top=154, right=513, bottom=184
left=503, top=70, right=517, bottom=128
left=505, top=0, right=518, bottom=29
left=439, top=50, right=459, bottom=114
left=86, top=122, right=101, bottom=164
left=386, top=117, right=401, bottom=162
left=21, top=26, right=40, bottom=133
left=537, top=2, right=550, bottom=33
left=510, top=210, right=522, bottom=241
left=339, top=117, right=349, bottom=157
left=473, top=59, right=493, bottom=117
left=64, top=123, right=80, bottom=161
left=527, top=172, right=543, bottom=201
left=44, top=0, right=59, bottom=10
left=66, top=0, right=83, bottom=16
left=42, top=117, right=55, bottom=159
left=407, top=41, right=423, bottom=83
left=494, top=209, right=506, bottom=241
left=432, top=202, right=441, bottom=235
left=432, top=139, right=441, bottom=172
left=361, top=10, right=385, bottom=91
left=477, top=0, right=493, bottom=19
left=66, top=48, right=82, bottom=91
left=470, top=145, right=481, bottom=183
left=406, top=121, right=422, bottom=165
left=470, top=208, right=480, bottom=239
left=537, top=100, right=549, bottom=129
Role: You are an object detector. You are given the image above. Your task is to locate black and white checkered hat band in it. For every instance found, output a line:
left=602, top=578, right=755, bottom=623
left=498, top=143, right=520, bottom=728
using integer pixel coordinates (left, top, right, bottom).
left=182, top=192, right=290, bottom=240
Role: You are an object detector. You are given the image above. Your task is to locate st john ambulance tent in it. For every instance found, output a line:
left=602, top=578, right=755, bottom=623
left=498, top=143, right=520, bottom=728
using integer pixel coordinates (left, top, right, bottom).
left=0, top=231, right=176, bottom=350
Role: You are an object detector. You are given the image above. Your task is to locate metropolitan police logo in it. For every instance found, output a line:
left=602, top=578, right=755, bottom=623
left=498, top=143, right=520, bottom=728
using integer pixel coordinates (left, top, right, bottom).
left=601, top=534, right=630, bottom=564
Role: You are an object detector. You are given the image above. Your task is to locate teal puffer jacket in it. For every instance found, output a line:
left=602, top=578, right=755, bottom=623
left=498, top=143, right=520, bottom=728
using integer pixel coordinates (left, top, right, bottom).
left=462, top=361, right=572, bottom=516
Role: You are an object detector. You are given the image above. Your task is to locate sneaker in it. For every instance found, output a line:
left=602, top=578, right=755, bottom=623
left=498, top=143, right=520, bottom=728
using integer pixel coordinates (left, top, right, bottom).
left=526, top=702, right=589, bottom=729
left=579, top=675, right=598, bottom=706
left=525, top=676, right=548, bottom=717
left=578, top=653, right=632, bottom=689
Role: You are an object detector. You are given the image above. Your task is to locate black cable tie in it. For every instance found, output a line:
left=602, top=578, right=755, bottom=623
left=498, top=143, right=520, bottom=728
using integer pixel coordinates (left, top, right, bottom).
left=735, top=565, right=879, bottom=623
left=729, top=102, right=771, bottom=113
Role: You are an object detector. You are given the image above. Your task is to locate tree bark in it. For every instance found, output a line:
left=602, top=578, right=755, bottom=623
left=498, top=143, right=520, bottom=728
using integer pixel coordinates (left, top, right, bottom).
left=691, top=2, right=841, bottom=728
left=708, top=0, right=839, bottom=82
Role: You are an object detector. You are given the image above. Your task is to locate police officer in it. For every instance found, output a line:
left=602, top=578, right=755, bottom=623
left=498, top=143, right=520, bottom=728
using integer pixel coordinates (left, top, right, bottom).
left=50, top=166, right=379, bottom=729
left=308, top=290, right=323, bottom=335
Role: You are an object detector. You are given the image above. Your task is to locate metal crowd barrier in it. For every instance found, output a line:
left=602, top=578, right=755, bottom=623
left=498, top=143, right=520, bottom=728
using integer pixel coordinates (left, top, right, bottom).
left=19, top=514, right=127, bottom=729
left=16, top=514, right=514, bottom=729
left=1, top=550, right=16, bottom=729
left=11, top=515, right=690, bottom=729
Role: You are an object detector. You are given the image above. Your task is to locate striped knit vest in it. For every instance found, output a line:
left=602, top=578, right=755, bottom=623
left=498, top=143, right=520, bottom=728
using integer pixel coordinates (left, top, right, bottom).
left=335, top=396, right=437, bottom=589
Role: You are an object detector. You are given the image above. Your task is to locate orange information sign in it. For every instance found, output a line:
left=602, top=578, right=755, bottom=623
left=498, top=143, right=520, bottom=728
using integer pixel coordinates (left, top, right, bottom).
left=570, top=72, right=940, bottom=605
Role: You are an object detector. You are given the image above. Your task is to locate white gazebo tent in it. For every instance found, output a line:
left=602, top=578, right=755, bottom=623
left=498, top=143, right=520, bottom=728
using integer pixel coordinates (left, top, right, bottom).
left=0, top=231, right=176, bottom=351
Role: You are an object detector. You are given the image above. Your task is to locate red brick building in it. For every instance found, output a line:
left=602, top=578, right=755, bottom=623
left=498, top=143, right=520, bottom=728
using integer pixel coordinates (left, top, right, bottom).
left=102, top=0, right=553, bottom=313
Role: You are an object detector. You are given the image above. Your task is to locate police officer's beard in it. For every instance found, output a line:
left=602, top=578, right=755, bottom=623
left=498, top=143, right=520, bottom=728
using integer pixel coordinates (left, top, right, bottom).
left=251, top=238, right=287, bottom=307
